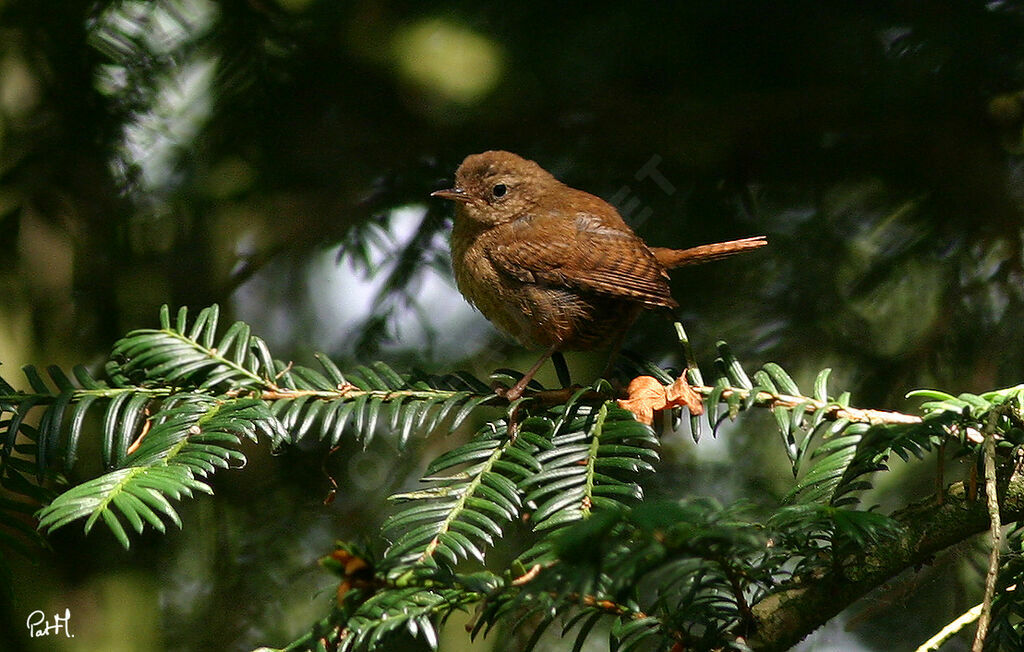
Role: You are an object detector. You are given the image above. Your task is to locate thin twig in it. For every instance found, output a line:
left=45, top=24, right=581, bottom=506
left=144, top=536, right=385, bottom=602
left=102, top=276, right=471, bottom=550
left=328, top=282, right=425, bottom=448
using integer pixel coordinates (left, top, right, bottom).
left=125, top=406, right=153, bottom=455
left=918, top=585, right=1019, bottom=652
left=510, top=564, right=544, bottom=585
left=936, top=441, right=946, bottom=505
left=695, top=386, right=923, bottom=426
left=917, top=602, right=983, bottom=652
left=717, top=555, right=756, bottom=636
left=972, top=404, right=1006, bottom=652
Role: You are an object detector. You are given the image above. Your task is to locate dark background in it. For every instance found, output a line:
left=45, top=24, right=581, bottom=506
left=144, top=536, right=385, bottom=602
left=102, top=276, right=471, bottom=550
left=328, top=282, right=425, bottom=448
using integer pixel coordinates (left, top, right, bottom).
left=2, top=1, right=1024, bottom=650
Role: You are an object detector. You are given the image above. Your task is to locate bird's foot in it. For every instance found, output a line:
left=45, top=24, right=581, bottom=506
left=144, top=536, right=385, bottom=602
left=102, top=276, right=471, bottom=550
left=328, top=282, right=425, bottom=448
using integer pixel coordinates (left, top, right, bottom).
left=493, top=378, right=530, bottom=402
left=492, top=384, right=518, bottom=402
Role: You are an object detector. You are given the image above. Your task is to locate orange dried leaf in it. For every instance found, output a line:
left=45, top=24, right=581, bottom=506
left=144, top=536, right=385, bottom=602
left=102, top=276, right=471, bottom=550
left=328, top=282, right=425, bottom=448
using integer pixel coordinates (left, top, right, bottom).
left=665, top=375, right=705, bottom=416
left=618, top=374, right=705, bottom=425
left=617, top=376, right=668, bottom=425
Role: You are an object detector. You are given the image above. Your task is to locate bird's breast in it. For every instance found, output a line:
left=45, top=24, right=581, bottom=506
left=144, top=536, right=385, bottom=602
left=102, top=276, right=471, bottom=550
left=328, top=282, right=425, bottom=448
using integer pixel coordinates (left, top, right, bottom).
left=450, top=219, right=638, bottom=351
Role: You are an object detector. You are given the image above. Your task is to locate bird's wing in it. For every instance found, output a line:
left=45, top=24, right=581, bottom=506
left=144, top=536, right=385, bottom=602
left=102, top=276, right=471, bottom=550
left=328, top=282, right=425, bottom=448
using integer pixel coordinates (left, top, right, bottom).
left=488, top=212, right=678, bottom=309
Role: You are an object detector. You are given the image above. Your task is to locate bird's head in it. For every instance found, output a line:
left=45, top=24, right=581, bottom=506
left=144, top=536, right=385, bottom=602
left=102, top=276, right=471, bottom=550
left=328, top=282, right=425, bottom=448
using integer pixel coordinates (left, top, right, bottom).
left=432, top=150, right=560, bottom=225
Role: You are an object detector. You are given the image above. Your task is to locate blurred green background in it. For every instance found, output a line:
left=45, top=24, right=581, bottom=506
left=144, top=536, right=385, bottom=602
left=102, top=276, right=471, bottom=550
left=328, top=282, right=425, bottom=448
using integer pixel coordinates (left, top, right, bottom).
left=2, top=1, right=1024, bottom=650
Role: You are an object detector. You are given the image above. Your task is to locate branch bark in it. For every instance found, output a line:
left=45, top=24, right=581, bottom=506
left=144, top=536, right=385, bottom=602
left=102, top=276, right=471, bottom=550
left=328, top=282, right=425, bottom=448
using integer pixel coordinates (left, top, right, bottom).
left=748, top=470, right=1024, bottom=651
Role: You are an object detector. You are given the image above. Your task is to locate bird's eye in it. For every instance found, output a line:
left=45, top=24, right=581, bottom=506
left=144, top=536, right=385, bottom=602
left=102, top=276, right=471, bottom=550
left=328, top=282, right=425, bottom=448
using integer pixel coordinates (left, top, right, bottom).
left=491, top=183, right=507, bottom=198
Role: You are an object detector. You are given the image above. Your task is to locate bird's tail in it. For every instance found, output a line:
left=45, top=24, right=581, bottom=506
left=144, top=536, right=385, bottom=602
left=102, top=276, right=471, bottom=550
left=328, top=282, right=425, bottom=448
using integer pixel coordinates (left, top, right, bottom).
left=650, top=236, right=767, bottom=269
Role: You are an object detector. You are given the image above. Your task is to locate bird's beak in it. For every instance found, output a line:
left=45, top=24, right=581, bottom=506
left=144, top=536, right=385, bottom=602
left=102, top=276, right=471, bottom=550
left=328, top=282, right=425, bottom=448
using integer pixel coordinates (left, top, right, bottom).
left=431, top=187, right=472, bottom=203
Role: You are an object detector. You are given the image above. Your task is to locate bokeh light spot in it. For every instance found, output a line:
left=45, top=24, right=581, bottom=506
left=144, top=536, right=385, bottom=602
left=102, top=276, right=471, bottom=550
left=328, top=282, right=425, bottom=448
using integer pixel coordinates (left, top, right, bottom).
left=391, top=18, right=503, bottom=105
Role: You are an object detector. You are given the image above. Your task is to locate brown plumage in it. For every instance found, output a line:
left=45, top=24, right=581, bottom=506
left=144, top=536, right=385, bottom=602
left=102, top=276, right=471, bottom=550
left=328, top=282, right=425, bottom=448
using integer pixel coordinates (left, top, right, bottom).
left=432, top=150, right=766, bottom=400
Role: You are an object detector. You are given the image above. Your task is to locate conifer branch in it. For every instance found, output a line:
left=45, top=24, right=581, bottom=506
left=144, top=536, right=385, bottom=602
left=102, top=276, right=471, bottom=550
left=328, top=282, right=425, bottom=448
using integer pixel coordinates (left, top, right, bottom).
left=748, top=470, right=1024, bottom=651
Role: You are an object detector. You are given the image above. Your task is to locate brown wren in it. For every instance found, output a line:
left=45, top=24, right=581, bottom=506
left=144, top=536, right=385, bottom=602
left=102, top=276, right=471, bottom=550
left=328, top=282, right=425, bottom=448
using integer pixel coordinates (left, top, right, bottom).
left=432, top=150, right=766, bottom=401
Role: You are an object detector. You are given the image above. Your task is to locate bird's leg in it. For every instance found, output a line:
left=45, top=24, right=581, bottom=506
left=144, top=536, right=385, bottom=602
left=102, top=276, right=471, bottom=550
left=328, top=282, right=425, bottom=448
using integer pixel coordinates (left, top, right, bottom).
left=601, top=327, right=629, bottom=383
left=601, top=306, right=644, bottom=386
left=551, top=352, right=572, bottom=388
left=500, top=345, right=558, bottom=402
